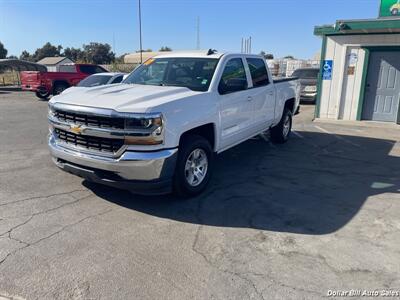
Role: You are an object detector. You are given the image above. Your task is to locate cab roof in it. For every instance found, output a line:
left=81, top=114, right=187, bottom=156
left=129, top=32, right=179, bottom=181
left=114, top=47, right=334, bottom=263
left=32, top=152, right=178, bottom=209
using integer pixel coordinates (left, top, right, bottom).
left=153, top=50, right=225, bottom=59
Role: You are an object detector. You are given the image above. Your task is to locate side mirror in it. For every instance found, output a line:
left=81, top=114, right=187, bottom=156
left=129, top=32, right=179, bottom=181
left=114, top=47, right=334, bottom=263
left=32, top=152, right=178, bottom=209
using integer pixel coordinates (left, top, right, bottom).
left=219, top=78, right=248, bottom=94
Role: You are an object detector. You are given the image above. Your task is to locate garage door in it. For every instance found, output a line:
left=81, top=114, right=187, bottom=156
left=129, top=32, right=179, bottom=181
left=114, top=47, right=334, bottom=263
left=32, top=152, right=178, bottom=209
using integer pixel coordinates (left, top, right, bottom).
left=362, top=51, right=400, bottom=122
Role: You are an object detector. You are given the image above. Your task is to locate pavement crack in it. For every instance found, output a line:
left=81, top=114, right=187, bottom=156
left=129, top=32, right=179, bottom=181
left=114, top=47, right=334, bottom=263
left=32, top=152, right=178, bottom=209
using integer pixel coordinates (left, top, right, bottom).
left=191, top=226, right=265, bottom=300
left=0, top=208, right=113, bottom=268
left=0, top=189, right=88, bottom=208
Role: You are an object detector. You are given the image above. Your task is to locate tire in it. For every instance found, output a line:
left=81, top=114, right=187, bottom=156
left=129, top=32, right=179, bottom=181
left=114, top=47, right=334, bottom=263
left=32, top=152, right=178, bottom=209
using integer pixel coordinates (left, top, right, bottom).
left=270, top=108, right=293, bottom=144
left=173, top=135, right=214, bottom=197
left=35, top=90, right=50, bottom=100
left=392, top=8, right=398, bottom=15
left=53, top=83, right=68, bottom=95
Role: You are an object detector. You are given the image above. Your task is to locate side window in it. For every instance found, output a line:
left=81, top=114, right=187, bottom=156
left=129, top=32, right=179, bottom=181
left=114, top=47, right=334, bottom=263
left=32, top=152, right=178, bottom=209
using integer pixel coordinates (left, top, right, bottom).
left=246, top=58, right=270, bottom=87
left=111, top=75, right=123, bottom=84
left=79, top=65, right=107, bottom=74
left=218, top=58, right=248, bottom=94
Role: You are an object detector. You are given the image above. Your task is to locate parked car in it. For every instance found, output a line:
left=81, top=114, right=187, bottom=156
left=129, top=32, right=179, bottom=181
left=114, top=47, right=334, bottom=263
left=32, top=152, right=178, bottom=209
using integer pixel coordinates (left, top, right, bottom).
left=292, top=67, right=319, bottom=104
left=20, top=64, right=108, bottom=99
left=48, top=51, right=300, bottom=197
left=61, top=73, right=126, bottom=94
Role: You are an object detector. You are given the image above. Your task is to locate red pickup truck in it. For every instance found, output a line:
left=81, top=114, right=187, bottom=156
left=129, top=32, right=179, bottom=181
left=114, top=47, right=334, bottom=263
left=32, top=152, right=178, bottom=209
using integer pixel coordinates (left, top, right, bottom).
left=20, top=64, right=108, bottom=99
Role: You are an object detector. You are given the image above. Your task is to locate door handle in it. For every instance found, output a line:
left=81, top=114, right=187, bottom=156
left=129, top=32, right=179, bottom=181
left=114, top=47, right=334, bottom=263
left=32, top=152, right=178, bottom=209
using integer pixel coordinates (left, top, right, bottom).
left=268, top=91, right=274, bottom=96
left=247, top=96, right=253, bottom=101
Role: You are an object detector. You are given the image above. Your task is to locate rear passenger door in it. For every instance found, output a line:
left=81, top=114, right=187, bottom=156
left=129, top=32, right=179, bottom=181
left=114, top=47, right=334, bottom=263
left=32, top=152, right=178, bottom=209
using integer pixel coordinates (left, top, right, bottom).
left=245, top=57, right=276, bottom=130
left=217, top=57, right=254, bottom=150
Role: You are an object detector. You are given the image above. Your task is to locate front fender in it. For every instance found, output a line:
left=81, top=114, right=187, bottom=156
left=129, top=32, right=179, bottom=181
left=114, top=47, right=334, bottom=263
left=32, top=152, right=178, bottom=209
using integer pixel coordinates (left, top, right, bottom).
left=154, top=93, right=219, bottom=149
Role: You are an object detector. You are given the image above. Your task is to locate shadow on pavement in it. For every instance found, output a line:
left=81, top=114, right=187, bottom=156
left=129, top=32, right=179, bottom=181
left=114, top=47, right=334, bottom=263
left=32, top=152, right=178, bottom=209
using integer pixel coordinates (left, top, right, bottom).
left=84, top=131, right=400, bottom=235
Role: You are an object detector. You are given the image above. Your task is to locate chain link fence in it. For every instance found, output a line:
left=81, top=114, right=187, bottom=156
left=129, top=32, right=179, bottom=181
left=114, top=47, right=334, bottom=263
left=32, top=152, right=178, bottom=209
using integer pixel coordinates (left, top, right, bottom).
left=100, top=64, right=139, bottom=73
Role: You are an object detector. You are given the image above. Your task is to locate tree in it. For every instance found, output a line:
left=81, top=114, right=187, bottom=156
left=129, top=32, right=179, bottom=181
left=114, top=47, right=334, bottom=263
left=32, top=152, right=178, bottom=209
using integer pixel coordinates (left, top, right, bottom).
left=114, top=54, right=127, bottom=64
left=265, top=53, right=274, bottom=59
left=159, top=46, right=172, bottom=52
left=7, top=55, right=18, bottom=59
left=82, top=42, right=115, bottom=64
left=0, top=41, right=7, bottom=59
left=20, top=50, right=34, bottom=62
left=136, top=49, right=153, bottom=53
left=33, top=42, right=63, bottom=61
left=63, top=47, right=84, bottom=62
left=284, top=55, right=295, bottom=60
left=259, top=51, right=274, bottom=60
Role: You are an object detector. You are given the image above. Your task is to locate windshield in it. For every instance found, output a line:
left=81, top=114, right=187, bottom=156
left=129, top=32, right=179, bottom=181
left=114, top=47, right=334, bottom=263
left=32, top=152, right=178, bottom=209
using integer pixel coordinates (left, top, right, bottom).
left=123, top=58, right=219, bottom=92
left=78, top=75, right=112, bottom=87
left=292, top=69, right=319, bottom=79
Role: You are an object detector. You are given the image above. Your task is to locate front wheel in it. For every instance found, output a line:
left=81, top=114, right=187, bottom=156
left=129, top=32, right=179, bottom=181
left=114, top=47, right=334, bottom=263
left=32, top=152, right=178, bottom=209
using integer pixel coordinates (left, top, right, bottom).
left=173, top=135, right=214, bottom=197
left=270, top=108, right=293, bottom=144
left=35, top=90, right=50, bottom=100
left=392, top=8, right=399, bottom=15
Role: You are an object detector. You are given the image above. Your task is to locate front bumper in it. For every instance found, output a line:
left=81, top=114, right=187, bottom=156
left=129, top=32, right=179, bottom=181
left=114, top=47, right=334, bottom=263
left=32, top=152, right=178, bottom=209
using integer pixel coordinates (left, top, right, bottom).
left=48, top=134, right=178, bottom=195
left=300, top=92, right=317, bottom=102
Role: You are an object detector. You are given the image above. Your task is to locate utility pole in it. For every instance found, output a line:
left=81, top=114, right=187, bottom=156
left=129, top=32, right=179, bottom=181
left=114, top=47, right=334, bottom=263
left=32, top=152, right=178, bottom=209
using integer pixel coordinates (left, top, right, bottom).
left=138, top=0, right=143, bottom=63
left=249, top=36, right=252, bottom=54
left=196, top=17, right=200, bottom=50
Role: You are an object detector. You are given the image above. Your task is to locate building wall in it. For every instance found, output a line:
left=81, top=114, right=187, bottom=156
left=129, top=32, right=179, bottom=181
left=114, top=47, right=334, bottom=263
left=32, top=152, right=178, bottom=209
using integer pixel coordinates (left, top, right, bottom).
left=44, top=58, right=74, bottom=72
left=319, top=34, right=400, bottom=120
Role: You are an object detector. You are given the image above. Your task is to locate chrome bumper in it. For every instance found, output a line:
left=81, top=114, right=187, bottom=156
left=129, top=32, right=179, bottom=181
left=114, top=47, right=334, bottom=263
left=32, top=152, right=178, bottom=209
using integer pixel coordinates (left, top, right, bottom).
left=49, top=134, right=178, bottom=193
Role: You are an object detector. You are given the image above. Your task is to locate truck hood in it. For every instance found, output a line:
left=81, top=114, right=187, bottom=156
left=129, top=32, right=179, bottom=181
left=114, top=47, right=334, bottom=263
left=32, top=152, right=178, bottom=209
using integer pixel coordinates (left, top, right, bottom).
left=51, top=83, right=199, bottom=113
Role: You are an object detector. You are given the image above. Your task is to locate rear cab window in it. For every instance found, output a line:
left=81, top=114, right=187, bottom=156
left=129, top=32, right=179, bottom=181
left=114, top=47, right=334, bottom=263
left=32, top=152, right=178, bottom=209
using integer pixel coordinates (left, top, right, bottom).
left=292, top=69, right=319, bottom=79
left=79, top=65, right=108, bottom=75
left=246, top=58, right=270, bottom=87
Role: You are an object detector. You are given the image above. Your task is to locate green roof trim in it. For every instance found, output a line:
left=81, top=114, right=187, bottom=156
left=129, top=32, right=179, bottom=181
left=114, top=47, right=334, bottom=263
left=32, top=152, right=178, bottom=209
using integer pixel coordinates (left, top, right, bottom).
left=314, top=18, right=400, bottom=36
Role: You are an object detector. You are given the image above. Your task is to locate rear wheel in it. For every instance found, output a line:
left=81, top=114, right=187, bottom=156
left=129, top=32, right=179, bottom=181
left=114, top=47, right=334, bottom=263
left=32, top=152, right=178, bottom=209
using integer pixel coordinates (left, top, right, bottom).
left=392, top=8, right=398, bottom=15
left=53, top=83, right=68, bottom=95
left=270, top=108, right=292, bottom=144
left=173, top=135, right=214, bottom=197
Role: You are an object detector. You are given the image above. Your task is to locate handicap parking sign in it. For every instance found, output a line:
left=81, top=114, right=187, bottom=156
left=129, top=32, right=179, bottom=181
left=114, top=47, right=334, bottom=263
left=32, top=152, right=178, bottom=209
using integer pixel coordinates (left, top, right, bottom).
left=322, top=60, right=333, bottom=80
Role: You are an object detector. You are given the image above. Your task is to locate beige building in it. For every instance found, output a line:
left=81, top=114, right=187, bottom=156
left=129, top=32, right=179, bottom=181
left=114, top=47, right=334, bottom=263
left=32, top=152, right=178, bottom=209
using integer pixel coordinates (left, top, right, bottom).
left=314, top=18, right=400, bottom=124
left=37, top=57, right=74, bottom=72
left=124, top=52, right=171, bottom=64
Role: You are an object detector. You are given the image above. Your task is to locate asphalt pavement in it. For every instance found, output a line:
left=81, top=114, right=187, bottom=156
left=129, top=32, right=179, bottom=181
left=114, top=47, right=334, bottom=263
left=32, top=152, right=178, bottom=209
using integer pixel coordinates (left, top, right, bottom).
left=0, top=91, right=399, bottom=300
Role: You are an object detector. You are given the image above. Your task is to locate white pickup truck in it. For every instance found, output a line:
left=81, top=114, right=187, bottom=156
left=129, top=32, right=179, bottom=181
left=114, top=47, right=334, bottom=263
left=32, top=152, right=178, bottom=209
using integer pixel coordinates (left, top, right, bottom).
left=48, top=51, right=300, bottom=196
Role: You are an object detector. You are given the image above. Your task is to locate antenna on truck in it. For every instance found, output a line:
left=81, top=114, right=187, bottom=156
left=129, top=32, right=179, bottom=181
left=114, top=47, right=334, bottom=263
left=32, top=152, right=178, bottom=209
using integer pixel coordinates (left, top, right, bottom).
left=207, top=49, right=217, bottom=55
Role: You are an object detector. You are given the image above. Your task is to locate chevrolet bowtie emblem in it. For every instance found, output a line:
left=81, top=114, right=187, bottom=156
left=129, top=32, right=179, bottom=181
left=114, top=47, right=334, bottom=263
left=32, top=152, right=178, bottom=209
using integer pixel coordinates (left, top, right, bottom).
left=70, top=124, right=83, bottom=134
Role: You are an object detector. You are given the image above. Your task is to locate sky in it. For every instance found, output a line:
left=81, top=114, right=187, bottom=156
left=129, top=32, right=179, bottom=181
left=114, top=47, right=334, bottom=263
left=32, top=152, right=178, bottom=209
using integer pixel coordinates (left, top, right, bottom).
left=0, top=0, right=380, bottom=59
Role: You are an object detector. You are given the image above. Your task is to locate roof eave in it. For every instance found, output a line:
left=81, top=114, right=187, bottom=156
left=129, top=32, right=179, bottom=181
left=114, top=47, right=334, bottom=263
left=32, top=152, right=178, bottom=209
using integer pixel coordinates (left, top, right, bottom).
left=314, top=18, right=400, bottom=36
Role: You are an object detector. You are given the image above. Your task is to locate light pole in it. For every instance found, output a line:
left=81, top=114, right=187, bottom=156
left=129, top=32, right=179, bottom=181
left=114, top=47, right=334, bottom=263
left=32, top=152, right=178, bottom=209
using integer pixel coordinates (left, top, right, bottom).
left=138, top=0, right=143, bottom=63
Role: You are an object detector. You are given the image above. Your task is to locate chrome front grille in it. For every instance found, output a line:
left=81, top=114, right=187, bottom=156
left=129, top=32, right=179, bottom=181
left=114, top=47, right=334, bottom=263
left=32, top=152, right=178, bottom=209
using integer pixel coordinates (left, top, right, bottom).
left=54, top=128, right=124, bottom=154
left=54, top=109, right=125, bottom=129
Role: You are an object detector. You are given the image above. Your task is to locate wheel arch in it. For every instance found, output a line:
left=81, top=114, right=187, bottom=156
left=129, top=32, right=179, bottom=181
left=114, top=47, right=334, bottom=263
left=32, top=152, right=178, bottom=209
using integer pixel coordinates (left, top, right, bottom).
left=52, top=80, right=70, bottom=93
left=178, top=123, right=217, bottom=152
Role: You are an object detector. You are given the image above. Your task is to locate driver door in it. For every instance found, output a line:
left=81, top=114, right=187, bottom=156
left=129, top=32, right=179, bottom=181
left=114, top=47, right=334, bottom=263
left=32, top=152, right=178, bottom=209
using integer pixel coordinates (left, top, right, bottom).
left=217, top=57, right=254, bottom=151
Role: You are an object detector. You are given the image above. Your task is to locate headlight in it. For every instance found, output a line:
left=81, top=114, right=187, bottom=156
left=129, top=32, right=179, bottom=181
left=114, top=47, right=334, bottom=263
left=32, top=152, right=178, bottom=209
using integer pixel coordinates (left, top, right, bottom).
left=124, top=113, right=164, bottom=145
left=48, top=103, right=56, bottom=118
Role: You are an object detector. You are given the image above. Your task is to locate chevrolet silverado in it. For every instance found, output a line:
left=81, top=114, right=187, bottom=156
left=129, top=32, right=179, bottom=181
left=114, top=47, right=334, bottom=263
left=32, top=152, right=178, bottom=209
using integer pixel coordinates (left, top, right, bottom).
left=48, top=51, right=300, bottom=196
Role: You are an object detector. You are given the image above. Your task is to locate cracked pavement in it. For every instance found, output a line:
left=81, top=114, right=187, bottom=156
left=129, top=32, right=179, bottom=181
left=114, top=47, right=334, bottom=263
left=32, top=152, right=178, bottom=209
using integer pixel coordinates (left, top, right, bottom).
left=0, top=91, right=399, bottom=299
